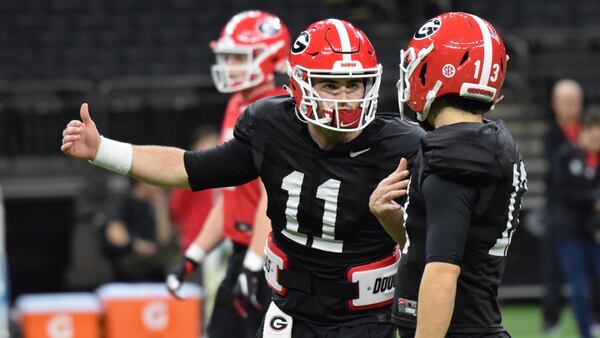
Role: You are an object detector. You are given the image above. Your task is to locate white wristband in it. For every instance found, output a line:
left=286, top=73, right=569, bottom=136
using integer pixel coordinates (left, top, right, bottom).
left=185, top=243, right=205, bottom=264
left=243, top=249, right=264, bottom=272
left=89, top=136, right=133, bottom=175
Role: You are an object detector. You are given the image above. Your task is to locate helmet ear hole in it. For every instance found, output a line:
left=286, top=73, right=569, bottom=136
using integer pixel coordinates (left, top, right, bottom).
left=419, top=63, right=428, bottom=86
left=459, top=51, right=469, bottom=66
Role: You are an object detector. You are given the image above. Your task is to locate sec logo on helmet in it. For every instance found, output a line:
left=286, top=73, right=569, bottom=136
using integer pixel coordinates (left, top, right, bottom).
left=414, top=18, right=441, bottom=40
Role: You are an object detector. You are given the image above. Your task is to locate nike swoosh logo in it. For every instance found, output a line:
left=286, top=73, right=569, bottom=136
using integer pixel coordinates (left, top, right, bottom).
left=339, top=119, right=360, bottom=128
left=350, top=148, right=371, bottom=157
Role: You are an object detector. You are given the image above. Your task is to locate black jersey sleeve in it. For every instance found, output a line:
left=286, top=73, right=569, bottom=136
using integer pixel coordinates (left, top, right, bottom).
left=232, top=99, right=277, bottom=171
left=233, top=106, right=256, bottom=145
left=233, top=101, right=267, bottom=148
left=422, top=174, right=478, bottom=265
left=184, top=138, right=259, bottom=191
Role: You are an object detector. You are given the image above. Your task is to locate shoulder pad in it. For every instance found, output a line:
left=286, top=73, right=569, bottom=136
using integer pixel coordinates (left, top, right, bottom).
left=233, top=96, right=292, bottom=144
left=422, top=122, right=505, bottom=185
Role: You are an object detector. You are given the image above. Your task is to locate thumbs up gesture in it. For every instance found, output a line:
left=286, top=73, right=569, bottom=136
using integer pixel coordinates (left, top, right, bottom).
left=61, top=103, right=101, bottom=160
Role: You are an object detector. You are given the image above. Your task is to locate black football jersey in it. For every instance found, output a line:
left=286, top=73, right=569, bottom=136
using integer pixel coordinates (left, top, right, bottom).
left=234, top=95, right=424, bottom=323
left=392, top=120, right=527, bottom=334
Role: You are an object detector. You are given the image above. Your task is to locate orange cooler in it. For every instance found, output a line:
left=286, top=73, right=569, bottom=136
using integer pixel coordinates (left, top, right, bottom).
left=16, top=293, right=101, bottom=338
left=97, top=283, right=202, bottom=338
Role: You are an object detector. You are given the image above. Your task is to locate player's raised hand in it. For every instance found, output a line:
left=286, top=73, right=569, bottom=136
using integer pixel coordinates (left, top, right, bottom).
left=369, top=158, right=410, bottom=244
left=61, top=103, right=101, bottom=160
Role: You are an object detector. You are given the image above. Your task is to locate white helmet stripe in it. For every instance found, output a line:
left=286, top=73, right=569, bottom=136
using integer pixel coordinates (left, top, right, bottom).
left=470, top=14, right=493, bottom=86
left=330, top=19, right=352, bottom=62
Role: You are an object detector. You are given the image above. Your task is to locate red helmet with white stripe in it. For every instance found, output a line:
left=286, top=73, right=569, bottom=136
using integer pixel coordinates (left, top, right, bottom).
left=397, top=12, right=508, bottom=122
left=210, top=10, right=290, bottom=93
left=287, top=19, right=382, bottom=132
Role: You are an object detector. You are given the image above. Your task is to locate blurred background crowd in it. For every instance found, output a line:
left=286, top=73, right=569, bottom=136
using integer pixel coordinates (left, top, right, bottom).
left=1, top=0, right=600, bottom=337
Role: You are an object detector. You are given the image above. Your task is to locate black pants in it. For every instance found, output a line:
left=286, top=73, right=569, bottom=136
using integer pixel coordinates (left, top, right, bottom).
left=207, top=243, right=271, bottom=338
left=540, top=213, right=564, bottom=327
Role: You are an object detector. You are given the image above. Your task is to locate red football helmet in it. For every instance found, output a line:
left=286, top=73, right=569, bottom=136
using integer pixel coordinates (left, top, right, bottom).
left=287, top=19, right=382, bottom=132
left=211, top=10, right=291, bottom=93
left=397, top=12, right=508, bottom=122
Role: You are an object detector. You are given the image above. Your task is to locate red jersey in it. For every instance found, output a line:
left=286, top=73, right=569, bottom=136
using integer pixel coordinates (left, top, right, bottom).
left=170, top=188, right=217, bottom=250
left=221, top=88, right=287, bottom=245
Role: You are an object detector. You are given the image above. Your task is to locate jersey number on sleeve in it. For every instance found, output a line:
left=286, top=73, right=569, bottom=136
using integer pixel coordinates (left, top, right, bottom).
left=489, top=161, right=527, bottom=257
left=281, top=171, right=344, bottom=253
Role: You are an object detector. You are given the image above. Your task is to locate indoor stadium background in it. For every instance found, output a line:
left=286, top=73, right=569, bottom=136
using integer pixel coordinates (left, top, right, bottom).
left=1, top=0, right=599, bottom=337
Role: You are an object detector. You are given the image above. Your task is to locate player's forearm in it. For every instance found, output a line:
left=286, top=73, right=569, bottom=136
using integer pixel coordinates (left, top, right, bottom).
left=152, top=190, right=174, bottom=245
left=415, top=262, right=460, bottom=338
left=129, top=145, right=190, bottom=188
left=191, top=196, right=225, bottom=254
left=379, top=218, right=406, bottom=247
left=247, top=184, right=271, bottom=258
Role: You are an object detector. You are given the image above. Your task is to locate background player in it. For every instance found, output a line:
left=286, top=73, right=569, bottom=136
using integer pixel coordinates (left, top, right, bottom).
left=370, top=12, right=527, bottom=338
left=165, top=10, right=290, bottom=338
left=60, top=19, right=424, bottom=337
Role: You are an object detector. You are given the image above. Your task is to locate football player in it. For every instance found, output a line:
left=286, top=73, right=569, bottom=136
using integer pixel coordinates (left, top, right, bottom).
left=61, top=19, right=424, bottom=338
left=369, top=12, right=527, bottom=338
left=166, top=10, right=290, bottom=338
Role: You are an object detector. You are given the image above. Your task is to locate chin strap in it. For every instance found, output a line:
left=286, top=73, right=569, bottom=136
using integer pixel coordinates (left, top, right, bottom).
left=490, top=94, right=504, bottom=111
left=282, top=85, right=293, bottom=97
left=314, top=114, right=332, bottom=125
left=419, top=80, right=443, bottom=122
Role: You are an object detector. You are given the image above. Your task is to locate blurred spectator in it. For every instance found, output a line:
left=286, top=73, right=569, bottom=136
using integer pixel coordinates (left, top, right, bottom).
left=545, top=79, right=584, bottom=159
left=170, top=126, right=220, bottom=251
left=100, top=179, right=177, bottom=282
left=551, top=110, right=600, bottom=338
left=541, top=79, right=584, bottom=335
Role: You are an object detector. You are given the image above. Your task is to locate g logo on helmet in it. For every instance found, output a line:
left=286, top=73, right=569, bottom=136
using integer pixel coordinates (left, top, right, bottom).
left=270, top=316, right=289, bottom=331
left=414, top=18, right=441, bottom=40
left=291, top=31, right=310, bottom=54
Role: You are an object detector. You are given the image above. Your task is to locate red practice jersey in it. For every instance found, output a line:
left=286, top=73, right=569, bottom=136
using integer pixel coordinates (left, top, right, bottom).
left=170, top=188, right=217, bottom=250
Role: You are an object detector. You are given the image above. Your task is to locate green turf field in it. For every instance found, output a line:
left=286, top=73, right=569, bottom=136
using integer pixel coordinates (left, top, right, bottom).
left=502, top=304, right=579, bottom=338
left=394, top=304, right=583, bottom=338
left=394, top=305, right=582, bottom=338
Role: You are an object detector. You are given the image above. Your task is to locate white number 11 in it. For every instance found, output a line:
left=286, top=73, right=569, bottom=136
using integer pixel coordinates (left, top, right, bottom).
left=280, top=171, right=343, bottom=253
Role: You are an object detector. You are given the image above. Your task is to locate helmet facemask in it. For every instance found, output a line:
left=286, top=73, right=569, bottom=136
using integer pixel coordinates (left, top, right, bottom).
left=291, top=64, right=382, bottom=132
left=397, top=43, right=435, bottom=122
left=211, top=40, right=286, bottom=93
